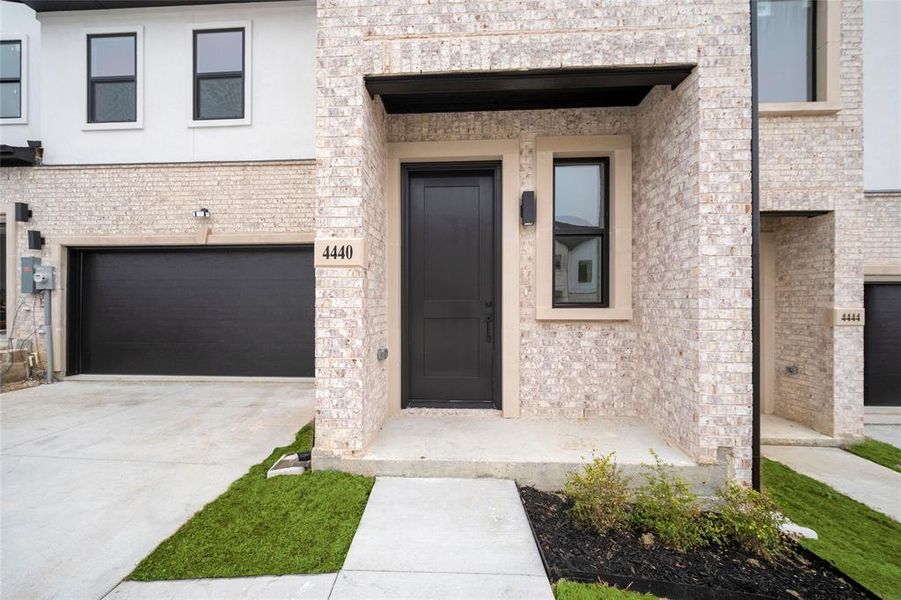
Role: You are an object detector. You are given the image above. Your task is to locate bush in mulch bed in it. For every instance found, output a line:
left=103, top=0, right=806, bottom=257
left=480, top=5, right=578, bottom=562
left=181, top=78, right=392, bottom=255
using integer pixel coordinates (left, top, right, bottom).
left=521, top=487, right=876, bottom=600
left=520, top=453, right=878, bottom=600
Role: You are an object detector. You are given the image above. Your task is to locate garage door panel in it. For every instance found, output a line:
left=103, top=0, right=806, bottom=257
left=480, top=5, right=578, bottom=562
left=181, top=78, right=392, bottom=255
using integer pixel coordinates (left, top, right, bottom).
left=864, top=283, right=901, bottom=407
left=70, top=246, right=314, bottom=377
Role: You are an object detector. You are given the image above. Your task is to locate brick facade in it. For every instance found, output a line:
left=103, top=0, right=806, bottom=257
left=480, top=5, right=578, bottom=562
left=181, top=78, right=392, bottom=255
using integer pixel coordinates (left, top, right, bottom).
left=315, top=0, right=754, bottom=481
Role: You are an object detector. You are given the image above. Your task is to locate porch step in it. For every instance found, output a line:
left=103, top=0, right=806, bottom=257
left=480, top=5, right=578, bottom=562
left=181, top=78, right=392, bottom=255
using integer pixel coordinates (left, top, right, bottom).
left=864, top=407, right=901, bottom=425
left=760, top=414, right=844, bottom=447
left=314, top=415, right=728, bottom=495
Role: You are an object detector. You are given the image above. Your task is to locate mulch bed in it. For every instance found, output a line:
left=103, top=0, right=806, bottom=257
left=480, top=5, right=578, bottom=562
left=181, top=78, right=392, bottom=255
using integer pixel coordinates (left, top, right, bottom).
left=520, top=486, right=877, bottom=600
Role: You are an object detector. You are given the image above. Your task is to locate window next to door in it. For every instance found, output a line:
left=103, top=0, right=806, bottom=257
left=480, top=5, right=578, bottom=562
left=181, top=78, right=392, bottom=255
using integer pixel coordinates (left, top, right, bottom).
left=535, top=135, right=633, bottom=321
left=84, top=27, right=143, bottom=130
left=191, top=24, right=251, bottom=126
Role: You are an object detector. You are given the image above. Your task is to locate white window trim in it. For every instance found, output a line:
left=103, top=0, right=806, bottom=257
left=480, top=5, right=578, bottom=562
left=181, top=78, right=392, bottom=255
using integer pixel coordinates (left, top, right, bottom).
left=187, top=20, right=252, bottom=128
left=535, top=135, right=633, bottom=321
left=81, top=26, right=145, bottom=131
left=0, top=35, right=28, bottom=125
left=760, top=0, right=842, bottom=116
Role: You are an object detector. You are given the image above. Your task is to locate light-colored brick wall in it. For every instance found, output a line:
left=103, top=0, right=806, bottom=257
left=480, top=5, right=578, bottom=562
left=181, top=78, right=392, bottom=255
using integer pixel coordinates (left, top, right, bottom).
left=1, top=161, right=316, bottom=341
left=864, top=192, right=901, bottom=262
left=316, top=0, right=753, bottom=481
left=759, top=0, right=865, bottom=439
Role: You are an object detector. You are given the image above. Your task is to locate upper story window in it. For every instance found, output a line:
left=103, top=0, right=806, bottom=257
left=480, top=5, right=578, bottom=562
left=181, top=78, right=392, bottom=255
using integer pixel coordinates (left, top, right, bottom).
left=193, top=28, right=245, bottom=121
left=553, top=158, right=609, bottom=308
left=0, top=39, right=23, bottom=120
left=758, top=0, right=816, bottom=102
left=88, top=33, right=137, bottom=123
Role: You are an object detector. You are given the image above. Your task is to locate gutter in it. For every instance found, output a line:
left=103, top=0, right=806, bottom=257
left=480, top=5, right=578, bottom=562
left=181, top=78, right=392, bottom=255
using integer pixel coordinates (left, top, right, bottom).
left=750, top=0, right=762, bottom=490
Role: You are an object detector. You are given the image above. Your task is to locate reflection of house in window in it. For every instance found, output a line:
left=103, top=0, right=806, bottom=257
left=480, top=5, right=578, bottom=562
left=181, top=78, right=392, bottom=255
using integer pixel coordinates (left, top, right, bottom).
left=553, top=236, right=600, bottom=304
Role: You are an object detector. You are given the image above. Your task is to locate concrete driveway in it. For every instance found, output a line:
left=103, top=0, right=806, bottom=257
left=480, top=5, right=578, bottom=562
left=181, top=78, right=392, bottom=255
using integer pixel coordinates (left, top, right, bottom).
left=0, top=379, right=315, bottom=600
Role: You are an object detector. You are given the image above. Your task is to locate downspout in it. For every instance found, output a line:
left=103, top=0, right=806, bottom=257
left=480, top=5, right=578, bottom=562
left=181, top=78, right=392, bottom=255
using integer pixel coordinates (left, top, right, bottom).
left=750, top=0, right=762, bottom=490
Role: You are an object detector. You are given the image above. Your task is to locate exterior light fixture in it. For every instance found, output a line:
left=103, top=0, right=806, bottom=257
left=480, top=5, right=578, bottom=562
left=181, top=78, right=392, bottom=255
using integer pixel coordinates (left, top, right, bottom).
left=27, top=230, right=45, bottom=250
left=193, top=208, right=211, bottom=218
left=521, top=191, right=536, bottom=226
left=15, top=202, right=32, bottom=222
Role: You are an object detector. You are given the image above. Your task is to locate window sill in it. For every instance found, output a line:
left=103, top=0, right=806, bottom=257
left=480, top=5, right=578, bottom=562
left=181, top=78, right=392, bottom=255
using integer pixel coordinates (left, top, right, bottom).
left=759, top=101, right=841, bottom=117
left=188, top=117, right=251, bottom=128
left=0, top=117, right=27, bottom=125
left=82, top=121, right=143, bottom=131
left=536, top=306, right=633, bottom=321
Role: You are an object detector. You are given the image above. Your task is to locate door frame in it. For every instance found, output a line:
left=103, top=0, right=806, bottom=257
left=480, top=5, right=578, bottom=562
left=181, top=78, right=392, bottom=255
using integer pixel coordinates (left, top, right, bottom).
left=401, top=162, right=502, bottom=410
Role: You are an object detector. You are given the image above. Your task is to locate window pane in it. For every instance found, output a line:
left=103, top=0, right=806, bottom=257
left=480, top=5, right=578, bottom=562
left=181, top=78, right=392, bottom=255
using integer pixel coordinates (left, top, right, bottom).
left=196, top=30, right=243, bottom=74
left=0, top=41, right=21, bottom=79
left=758, top=0, right=815, bottom=102
left=90, top=35, right=135, bottom=77
left=553, top=235, right=603, bottom=306
left=0, top=81, right=21, bottom=118
left=197, top=77, right=243, bottom=119
left=554, top=162, right=604, bottom=229
left=92, top=80, right=136, bottom=122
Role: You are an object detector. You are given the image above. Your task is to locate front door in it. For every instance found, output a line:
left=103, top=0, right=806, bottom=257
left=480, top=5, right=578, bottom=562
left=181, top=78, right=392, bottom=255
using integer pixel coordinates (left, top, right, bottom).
left=403, top=164, right=500, bottom=408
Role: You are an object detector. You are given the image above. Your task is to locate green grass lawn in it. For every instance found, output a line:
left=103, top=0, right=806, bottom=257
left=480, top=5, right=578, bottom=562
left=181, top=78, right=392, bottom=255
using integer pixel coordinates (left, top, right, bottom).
left=845, top=438, right=901, bottom=473
left=553, top=580, right=656, bottom=600
left=130, top=424, right=374, bottom=580
left=762, top=458, right=901, bottom=600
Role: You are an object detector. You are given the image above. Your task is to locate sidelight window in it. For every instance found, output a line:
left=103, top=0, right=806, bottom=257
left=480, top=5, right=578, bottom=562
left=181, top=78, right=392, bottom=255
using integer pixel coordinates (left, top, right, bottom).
left=88, top=33, right=137, bottom=123
left=193, top=28, right=245, bottom=121
left=552, top=158, right=609, bottom=308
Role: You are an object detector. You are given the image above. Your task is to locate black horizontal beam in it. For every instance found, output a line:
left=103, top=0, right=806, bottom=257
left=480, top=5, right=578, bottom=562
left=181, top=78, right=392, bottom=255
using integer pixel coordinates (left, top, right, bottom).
left=10, top=0, right=294, bottom=11
left=760, top=210, right=831, bottom=218
left=365, top=65, right=694, bottom=114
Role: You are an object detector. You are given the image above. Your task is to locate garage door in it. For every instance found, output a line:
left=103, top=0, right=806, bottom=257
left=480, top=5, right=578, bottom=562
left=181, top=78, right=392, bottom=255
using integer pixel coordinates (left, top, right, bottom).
left=68, top=246, right=314, bottom=377
left=864, top=283, right=901, bottom=406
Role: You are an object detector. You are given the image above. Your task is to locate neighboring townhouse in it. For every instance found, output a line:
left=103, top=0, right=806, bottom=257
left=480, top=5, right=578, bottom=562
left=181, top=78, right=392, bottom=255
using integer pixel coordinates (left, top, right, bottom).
left=1, top=0, right=898, bottom=489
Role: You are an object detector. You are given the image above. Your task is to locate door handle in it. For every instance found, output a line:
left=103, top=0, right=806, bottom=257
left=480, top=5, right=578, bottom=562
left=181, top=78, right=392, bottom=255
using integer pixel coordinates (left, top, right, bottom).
left=485, top=314, right=493, bottom=343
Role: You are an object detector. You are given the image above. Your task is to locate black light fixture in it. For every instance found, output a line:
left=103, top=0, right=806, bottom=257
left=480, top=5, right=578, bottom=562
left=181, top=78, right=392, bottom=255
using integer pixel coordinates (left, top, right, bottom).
left=520, top=191, right=536, bottom=226
left=15, top=202, right=32, bottom=222
left=27, top=230, right=44, bottom=250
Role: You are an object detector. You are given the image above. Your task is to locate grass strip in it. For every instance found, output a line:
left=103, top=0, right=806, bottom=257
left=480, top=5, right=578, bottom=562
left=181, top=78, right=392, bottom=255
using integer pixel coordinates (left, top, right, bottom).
left=553, top=580, right=656, bottom=599
left=845, top=438, right=901, bottom=473
left=762, top=458, right=901, bottom=600
left=130, top=424, right=373, bottom=580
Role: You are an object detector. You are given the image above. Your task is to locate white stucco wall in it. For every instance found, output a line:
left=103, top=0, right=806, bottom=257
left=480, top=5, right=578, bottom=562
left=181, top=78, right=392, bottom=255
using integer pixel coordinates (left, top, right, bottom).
left=0, top=0, right=41, bottom=147
left=36, top=0, right=315, bottom=164
left=863, top=0, right=901, bottom=191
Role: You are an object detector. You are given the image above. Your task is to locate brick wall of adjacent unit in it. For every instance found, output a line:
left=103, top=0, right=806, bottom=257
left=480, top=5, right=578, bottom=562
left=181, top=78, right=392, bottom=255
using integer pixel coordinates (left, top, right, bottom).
left=765, top=215, right=836, bottom=434
left=759, top=0, right=864, bottom=439
left=864, top=192, right=901, bottom=262
left=1, top=161, right=316, bottom=341
left=316, top=0, right=753, bottom=481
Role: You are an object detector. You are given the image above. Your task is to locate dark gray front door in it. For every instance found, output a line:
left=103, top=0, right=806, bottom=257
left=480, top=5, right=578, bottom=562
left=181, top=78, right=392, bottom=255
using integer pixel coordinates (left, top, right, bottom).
left=404, top=165, right=499, bottom=408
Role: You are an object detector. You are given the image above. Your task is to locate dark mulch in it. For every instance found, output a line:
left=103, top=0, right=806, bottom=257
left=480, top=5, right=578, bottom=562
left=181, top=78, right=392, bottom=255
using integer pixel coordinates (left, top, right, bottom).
left=520, top=487, right=875, bottom=600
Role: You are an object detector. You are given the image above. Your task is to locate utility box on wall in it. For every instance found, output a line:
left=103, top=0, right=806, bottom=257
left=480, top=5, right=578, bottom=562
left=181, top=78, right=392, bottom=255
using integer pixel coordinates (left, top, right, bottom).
left=20, top=257, right=41, bottom=294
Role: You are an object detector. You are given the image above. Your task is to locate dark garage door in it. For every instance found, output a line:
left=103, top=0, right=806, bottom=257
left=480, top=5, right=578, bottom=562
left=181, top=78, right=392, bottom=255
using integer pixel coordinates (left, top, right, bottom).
left=864, top=283, right=901, bottom=406
left=68, top=246, right=314, bottom=377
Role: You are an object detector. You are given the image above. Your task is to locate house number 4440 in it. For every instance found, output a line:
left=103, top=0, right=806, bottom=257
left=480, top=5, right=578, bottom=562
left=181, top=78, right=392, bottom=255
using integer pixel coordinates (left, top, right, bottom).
left=321, top=244, right=354, bottom=260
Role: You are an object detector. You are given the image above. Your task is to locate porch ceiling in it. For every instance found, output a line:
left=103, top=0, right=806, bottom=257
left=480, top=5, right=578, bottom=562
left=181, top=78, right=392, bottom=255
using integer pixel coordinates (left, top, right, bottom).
left=365, top=65, right=695, bottom=114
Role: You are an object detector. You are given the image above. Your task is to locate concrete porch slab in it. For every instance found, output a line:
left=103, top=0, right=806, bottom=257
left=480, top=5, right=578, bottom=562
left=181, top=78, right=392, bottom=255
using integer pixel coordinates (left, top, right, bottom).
left=761, top=414, right=843, bottom=447
left=315, top=414, right=726, bottom=493
left=864, top=406, right=901, bottom=425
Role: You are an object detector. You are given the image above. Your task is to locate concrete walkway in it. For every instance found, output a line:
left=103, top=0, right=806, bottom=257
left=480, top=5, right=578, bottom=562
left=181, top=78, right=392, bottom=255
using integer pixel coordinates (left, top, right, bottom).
left=333, top=477, right=553, bottom=600
left=865, top=424, right=901, bottom=448
left=763, top=445, right=901, bottom=521
left=0, top=380, right=315, bottom=600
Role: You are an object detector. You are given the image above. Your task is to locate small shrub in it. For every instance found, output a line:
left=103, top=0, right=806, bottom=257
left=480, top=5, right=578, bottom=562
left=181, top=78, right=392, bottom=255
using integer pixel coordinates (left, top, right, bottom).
left=564, top=452, right=631, bottom=534
left=629, top=451, right=706, bottom=552
left=707, top=481, right=787, bottom=561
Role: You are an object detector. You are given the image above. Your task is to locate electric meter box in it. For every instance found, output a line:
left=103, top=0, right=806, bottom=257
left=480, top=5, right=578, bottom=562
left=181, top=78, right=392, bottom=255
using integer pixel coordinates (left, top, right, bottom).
left=21, top=257, right=41, bottom=294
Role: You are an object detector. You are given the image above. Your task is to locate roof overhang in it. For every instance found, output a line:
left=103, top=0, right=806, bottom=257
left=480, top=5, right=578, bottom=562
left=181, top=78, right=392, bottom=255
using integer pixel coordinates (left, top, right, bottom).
left=8, top=0, right=297, bottom=11
left=364, top=65, right=695, bottom=114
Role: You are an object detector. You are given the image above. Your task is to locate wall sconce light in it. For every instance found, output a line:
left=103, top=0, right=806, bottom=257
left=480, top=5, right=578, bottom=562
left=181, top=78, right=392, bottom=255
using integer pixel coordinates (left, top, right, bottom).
left=192, top=208, right=211, bottom=218
left=27, top=230, right=45, bottom=250
left=15, top=202, right=32, bottom=222
left=520, top=191, right=536, bottom=226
